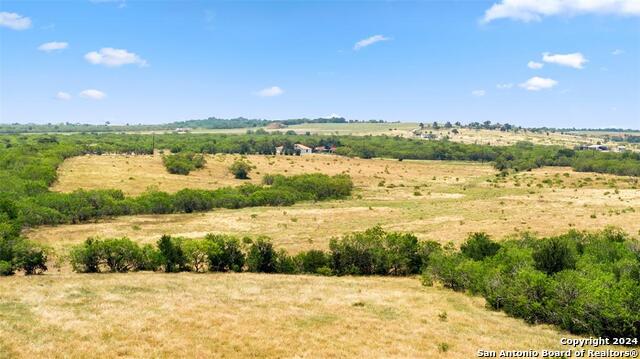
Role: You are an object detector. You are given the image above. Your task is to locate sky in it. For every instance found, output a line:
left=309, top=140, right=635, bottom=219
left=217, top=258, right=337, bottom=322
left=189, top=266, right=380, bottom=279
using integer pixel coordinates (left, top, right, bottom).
left=1, top=0, right=639, bottom=129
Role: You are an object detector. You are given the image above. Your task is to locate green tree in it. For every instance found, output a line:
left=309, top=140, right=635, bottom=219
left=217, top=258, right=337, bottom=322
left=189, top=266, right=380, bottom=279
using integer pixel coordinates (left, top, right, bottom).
left=229, top=160, right=252, bottom=179
left=460, top=232, right=500, bottom=261
left=533, top=237, right=577, bottom=275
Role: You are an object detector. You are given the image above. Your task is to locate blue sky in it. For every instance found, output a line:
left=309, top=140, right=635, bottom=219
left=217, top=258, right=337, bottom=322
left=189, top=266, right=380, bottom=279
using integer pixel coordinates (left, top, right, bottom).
left=1, top=0, right=639, bottom=128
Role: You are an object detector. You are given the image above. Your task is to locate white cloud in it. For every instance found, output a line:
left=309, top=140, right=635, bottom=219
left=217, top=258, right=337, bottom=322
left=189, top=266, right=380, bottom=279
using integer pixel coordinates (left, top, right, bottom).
left=542, top=52, right=588, bottom=69
left=354, top=35, right=391, bottom=50
left=471, top=90, right=486, bottom=97
left=527, top=61, right=544, bottom=69
left=612, top=49, right=625, bottom=55
left=496, top=83, right=514, bottom=89
left=257, top=86, right=283, bottom=97
left=38, top=41, right=68, bottom=52
left=0, top=12, right=32, bottom=30
left=55, top=92, right=72, bottom=100
left=79, top=89, right=106, bottom=100
left=482, top=0, right=640, bottom=23
left=519, top=76, right=558, bottom=91
left=85, top=48, right=147, bottom=67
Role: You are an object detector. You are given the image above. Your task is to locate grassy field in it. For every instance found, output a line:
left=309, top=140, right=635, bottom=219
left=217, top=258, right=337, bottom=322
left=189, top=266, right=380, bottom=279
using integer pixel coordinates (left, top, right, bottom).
left=7, top=153, right=639, bottom=358
left=36, top=154, right=640, bottom=256
left=0, top=272, right=620, bottom=358
left=264, top=123, right=639, bottom=151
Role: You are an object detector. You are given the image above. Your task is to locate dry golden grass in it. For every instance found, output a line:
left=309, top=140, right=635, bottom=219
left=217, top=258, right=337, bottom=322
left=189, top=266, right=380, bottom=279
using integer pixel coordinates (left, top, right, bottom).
left=8, top=154, right=639, bottom=358
left=51, top=153, right=494, bottom=196
left=271, top=123, right=639, bottom=151
left=37, top=154, right=640, bottom=255
left=0, top=272, right=617, bottom=358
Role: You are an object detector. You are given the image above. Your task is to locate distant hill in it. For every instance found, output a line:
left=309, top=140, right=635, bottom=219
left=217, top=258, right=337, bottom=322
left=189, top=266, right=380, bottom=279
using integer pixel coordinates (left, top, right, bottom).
left=0, top=116, right=362, bottom=134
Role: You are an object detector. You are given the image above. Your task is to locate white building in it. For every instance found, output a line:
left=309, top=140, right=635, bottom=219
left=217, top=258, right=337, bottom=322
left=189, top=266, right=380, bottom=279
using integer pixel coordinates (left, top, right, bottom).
left=294, top=144, right=312, bottom=155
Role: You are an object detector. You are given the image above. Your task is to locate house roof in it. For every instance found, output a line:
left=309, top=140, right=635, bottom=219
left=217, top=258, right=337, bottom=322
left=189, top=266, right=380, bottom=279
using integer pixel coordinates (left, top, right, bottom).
left=294, top=143, right=312, bottom=150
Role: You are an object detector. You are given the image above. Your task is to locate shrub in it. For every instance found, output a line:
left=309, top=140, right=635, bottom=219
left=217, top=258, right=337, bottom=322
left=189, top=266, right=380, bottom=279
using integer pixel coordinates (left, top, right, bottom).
left=205, top=234, right=245, bottom=272
left=69, top=238, right=101, bottom=273
left=499, top=268, right=551, bottom=324
left=297, top=249, right=330, bottom=274
left=533, top=237, right=577, bottom=275
left=275, top=249, right=300, bottom=274
left=385, top=232, right=421, bottom=275
left=157, top=235, right=187, bottom=272
left=329, top=226, right=421, bottom=276
left=229, top=160, right=252, bottom=179
left=99, top=238, right=143, bottom=272
left=315, top=266, right=333, bottom=276
left=181, top=239, right=211, bottom=273
left=13, top=241, right=48, bottom=275
left=139, top=244, right=163, bottom=271
left=69, top=237, right=142, bottom=273
left=0, top=260, right=14, bottom=275
left=417, top=240, right=442, bottom=269
left=162, top=152, right=206, bottom=175
left=329, top=227, right=386, bottom=275
left=246, top=237, right=277, bottom=273
left=427, top=253, right=469, bottom=291
left=460, top=232, right=500, bottom=261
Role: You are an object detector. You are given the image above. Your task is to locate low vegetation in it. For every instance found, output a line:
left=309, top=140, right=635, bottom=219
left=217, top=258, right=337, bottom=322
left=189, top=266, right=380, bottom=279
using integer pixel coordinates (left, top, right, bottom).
left=229, top=159, right=252, bottom=179
left=64, top=225, right=640, bottom=340
left=162, top=152, right=206, bottom=175
left=424, top=226, right=640, bottom=339
left=1, top=171, right=352, bottom=276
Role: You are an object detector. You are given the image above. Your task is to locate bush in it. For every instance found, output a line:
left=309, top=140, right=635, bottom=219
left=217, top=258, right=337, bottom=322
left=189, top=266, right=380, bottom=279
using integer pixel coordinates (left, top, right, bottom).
left=297, top=249, right=330, bottom=274
left=533, top=237, right=577, bottom=275
left=460, top=232, right=500, bottom=261
left=385, top=232, right=421, bottom=275
left=162, top=152, right=206, bottom=175
left=246, top=237, right=277, bottom=273
left=417, top=240, right=442, bottom=269
left=229, top=160, right=252, bottom=179
left=205, top=234, right=245, bottom=272
left=329, top=226, right=421, bottom=276
left=275, top=249, right=300, bottom=274
left=181, top=239, right=211, bottom=273
left=69, top=238, right=101, bottom=273
left=427, top=253, right=469, bottom=291
left=157, top=235, right=187, bottom=272
left=99, top=238, right=143, bottom=272
left=69, top=237, right=142, bottom=273
left=0, top=260, right=14, bottom=275
left=13, top=241, right=48, bottom=275
left=139, top=244, right=163, bottom=271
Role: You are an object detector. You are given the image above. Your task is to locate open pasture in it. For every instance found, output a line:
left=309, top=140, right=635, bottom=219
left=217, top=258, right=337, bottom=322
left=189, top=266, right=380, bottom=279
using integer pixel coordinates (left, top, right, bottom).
left=33, top=154, right=640, bottom=255
left=0, top=272, right=618, bottom=358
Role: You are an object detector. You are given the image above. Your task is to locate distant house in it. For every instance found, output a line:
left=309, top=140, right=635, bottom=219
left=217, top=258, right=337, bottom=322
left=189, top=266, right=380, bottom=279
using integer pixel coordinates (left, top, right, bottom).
left=294, top=143, right=312, bottom=155
left=275, top=143, right=312, bottom=155
left=313, top=145, right=336, bottom=153
left=616, top=146, right=627, bottom=153
left=174, top=127, right=192, bottom=133
left=578, top=144, right=609, bottom=152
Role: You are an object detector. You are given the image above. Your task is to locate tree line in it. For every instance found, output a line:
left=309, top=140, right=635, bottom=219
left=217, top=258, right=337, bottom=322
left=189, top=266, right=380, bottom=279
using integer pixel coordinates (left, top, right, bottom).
left=0, top=170, right=352, bottom=276
left=64, top=226, right=640, bottom=339
left=1, top=132, right=638, bottom=279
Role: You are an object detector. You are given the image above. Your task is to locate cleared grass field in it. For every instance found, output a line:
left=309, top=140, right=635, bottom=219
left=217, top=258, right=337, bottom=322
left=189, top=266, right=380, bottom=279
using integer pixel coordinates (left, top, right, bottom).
left=0, top=272, right=618, bottom=358
left=36, top=154, right=640, bottom=255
